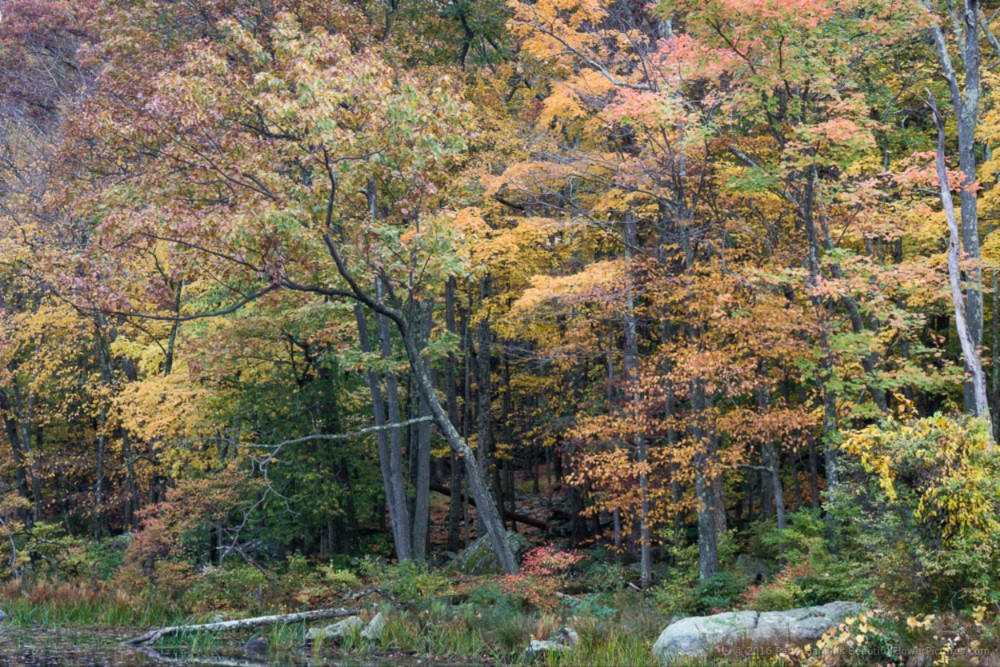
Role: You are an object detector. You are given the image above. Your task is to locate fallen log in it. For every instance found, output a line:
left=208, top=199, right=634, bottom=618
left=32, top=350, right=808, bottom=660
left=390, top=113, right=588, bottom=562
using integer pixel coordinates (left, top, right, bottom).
left=122, top=607, right=355, bottom=646
left=430, top=483, right=549, bottom=531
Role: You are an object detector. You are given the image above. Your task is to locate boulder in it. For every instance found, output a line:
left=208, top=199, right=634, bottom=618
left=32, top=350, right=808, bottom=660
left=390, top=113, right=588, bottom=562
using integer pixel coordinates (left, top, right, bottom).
left=361, top=611, right=386, bottom=642
left=240, top=637, right=268, bottom=654
left=305, top=615, right=364, bottom=644
left=653, top=610, right=759, bottom=659
left=523, top=627, right=580, bottom=662
left=734, top=555, right=771, bottom=583
left=754, top=601, right=863, bottom=643
left=450, top=531, right=532, bottom=575
left=652, top=601, right=862, bottom=661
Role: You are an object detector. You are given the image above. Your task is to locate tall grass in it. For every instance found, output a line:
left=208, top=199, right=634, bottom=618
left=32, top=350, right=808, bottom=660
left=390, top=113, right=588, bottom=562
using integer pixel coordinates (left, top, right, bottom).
left=0, top=579, right=185, bottom=629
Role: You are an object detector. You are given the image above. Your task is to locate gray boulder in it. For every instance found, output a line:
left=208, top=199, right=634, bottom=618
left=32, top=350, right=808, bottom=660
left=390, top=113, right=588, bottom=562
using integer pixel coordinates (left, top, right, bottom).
left=652, top=601, right=862, bottom=661
left=754, top=601, right=862, bottom=643
left=450, top=531, right=532, bottom=575
left=523, top=627, right=580, bottom=662
left=361, top=611, right=386, bottom=642
left=305, top=615, right=364, bottom=643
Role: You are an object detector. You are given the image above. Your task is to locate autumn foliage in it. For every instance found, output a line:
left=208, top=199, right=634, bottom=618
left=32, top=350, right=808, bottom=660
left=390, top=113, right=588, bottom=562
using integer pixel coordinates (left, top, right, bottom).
left=0, top=0, right=998, bottom=629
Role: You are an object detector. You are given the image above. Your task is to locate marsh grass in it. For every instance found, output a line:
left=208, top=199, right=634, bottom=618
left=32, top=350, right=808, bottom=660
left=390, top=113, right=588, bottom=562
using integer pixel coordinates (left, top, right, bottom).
left=0, top=579, right=183, bottom=628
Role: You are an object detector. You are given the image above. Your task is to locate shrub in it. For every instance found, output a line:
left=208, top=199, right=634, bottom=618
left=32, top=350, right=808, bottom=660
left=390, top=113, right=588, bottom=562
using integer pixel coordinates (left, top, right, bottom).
left=202, top=563, right=266, bottom=610
left=577, top=560, right=632, bottom=594
left=752, top=510, right=873, bottom=608
left=370, top=560, right=451, bottom=603
left=692, top=571, right=748, bottom=614
left=840, top=414, right=1000, bottom=613
left=501, top=545, right=584, bottom=612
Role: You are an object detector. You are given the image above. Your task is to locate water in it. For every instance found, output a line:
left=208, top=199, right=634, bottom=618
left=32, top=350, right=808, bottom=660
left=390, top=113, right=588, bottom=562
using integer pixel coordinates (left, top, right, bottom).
left=0, top=627, right=311, bottom=666
left=0, top=627, right=485, bottom=666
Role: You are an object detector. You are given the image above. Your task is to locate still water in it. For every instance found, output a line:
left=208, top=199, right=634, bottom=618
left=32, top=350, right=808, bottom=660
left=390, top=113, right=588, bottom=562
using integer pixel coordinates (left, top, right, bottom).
left=0, top=626, right=483, bottom=666
left=0, top=626, right=316, bottom=666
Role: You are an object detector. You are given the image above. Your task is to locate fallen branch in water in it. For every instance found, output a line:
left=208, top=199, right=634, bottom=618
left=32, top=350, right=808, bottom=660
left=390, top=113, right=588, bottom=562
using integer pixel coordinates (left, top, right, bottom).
left=122, top=607, right=355, bottom=646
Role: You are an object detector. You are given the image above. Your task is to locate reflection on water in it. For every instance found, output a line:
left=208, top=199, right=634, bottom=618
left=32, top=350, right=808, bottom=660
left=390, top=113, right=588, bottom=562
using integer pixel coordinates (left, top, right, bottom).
left=0, top=626, right=308, bottom=666
left=0, top=626, right=489, bottom=666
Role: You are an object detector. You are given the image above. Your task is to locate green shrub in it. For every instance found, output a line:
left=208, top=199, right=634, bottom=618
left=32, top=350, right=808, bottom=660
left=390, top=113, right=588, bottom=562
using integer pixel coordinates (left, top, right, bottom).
left=692, top=572, right=747, bottom=614
left=371, top=560, right=451, bottom=603
left=751, top=509, right=872, bottom=608
left=839, top=414, right=1000, bottom=613
left=190, top=563, right=266, bottom=611
left=577, top=561, right=631, bottom=594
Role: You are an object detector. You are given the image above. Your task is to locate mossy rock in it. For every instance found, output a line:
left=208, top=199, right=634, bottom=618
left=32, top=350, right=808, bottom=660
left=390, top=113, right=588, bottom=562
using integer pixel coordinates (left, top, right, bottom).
left=451, top=531, right=532, bottom=575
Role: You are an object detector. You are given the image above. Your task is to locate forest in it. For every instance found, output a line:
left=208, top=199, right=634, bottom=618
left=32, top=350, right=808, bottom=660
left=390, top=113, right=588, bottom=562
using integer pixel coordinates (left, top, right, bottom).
left=0, top=0, right=999, bottom=665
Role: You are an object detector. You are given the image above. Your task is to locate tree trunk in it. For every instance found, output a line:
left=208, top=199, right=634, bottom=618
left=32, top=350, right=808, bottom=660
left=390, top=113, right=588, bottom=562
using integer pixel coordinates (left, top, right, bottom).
left=476, top=277, right=494, bottom=516
left=756, top=379, right=786, bottom=530
left=924, top=0, right=985, bottom=414
left=930, top=92, right=993, bottom=433
left=445, top=279, right=464, bottom=552
left=691, top=379, right=719, bottom=580
left=0, top=391, right=32, bottom=525
left=124, top=607, right=358, bottom=646
left=354, top=305, right=412, bottom=562
left=410, top=302, right=433, bottom=560
left=405, top=338, right=518, bottom=573
left=622, top=212, right=651, bottom=589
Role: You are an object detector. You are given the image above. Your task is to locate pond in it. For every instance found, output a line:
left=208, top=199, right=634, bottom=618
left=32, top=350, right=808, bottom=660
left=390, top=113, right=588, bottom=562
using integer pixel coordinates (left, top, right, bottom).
left=0, top=626, right=487, bottom=666
left=0, top=626, right=311, bottom=666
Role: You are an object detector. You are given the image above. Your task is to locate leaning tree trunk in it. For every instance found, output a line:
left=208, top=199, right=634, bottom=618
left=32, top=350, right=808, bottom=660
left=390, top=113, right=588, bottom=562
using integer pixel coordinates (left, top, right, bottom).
left=410, top=301, right=434, bottom=560
left=408, top=342, right=518, bottom=572
left=930, top=92, right=993, bottom=434
left=323, top=208, right=517, bottom=572
left=924, top=0, right=984, bottom=414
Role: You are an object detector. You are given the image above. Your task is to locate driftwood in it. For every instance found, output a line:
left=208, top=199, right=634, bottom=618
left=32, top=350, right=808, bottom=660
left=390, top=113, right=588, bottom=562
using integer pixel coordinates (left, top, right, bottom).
left=123, top=607, right=355, bottom=646
left=430, top=483, right=549, bottom=531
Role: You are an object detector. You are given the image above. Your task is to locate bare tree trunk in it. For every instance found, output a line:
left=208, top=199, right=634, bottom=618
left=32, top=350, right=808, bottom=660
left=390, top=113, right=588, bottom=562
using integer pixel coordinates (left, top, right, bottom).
left=475, top=277, right=503, bottom=526
left=124, top=607, right=358, bottom=646
left=930, top=92, right=993, bottom=433
left=407, top=336, right=518, bottom=572
left=374, top=285, right=418, bottom=561
left=924, top=0, right=985, bottom=414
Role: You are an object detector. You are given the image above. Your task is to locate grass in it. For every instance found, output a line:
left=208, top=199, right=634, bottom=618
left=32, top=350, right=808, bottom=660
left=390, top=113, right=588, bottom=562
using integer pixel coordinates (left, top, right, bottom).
left=3, top=569, right=998, bottom=667
left=0, top=579, right=185, bottom=629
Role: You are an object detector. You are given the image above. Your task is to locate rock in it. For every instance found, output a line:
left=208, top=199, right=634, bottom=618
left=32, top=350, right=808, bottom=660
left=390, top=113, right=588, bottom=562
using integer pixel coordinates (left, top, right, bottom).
left=0, top=609, right=7, bottom=622
left=652, top=601, right=862, bottom=661
left=755, top=601, right=863, bottom=643
left=450, top=531, right=532, bottom=575
left=240, top=637, right=268, bottom=654
left=653, top=610, right=759, bottom=659
left=361, top=611, right=386, bottom=641
left=523, top=627, right=580, bottom=662
left=734, top=555, right=770, bottom=583
left=305, top=615, right=364, bottom=643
